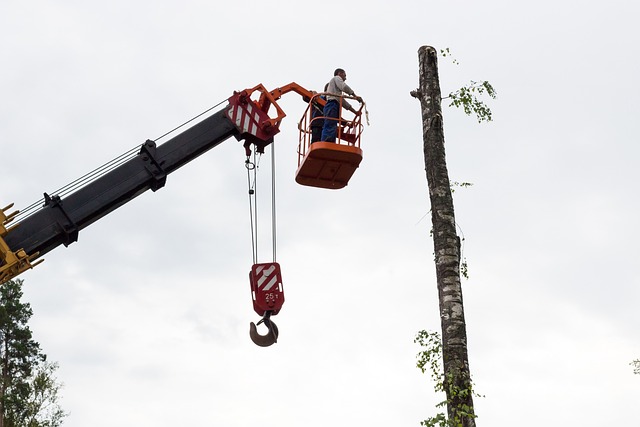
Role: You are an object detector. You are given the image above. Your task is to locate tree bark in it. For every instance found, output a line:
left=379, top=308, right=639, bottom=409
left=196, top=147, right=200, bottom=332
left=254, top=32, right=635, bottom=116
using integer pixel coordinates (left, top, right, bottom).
left=413, top=45, right=476, bottom=427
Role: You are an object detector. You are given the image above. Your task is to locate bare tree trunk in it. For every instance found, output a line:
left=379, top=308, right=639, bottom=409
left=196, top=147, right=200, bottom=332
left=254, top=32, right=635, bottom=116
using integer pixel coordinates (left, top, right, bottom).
left=412, top=45, right=476, bottom=427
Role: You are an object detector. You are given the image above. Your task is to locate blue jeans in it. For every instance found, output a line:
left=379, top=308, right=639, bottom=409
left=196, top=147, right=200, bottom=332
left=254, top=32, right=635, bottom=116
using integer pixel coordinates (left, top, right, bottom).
left=310, top=106, right=324, bottom=143
left=320, top=100, right=339, bottom=142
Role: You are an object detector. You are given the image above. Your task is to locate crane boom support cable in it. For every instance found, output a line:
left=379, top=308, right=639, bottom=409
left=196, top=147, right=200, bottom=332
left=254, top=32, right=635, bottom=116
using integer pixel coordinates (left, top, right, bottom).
left=15, top=147, right=139, bottom=223
left=56, top=152, right=136, bottom=198
left=153, top=99, right=228, bottom=142
left=13, top=99, right=230, bottom=224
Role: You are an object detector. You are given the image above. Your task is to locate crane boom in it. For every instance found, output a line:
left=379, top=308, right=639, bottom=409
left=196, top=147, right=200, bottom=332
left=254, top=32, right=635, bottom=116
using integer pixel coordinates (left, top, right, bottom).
left=0, top=83, right=292, bottom=283
left=4, top=109, right=237, bottom=261
left=0, top=80, right=367, bottom=346
left=0, top=81, right=366, bottom=285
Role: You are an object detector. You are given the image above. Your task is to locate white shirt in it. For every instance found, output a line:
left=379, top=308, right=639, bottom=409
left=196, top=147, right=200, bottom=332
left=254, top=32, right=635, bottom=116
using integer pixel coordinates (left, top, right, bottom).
left=326, top=75, right=355, bottom=110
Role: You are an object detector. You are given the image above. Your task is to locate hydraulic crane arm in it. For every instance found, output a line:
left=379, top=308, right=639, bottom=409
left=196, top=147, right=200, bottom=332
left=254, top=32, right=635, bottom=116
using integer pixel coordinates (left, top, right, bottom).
left=268, top=82, right=324, bottom=105
left=0, top=80, right=367, bottom=347
left=3, top=109, right=237, bottom=261
left=0, top=83, right=297, bottom=284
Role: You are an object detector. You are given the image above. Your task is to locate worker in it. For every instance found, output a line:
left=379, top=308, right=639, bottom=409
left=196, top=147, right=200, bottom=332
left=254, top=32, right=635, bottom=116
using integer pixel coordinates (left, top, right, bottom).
left=320, top=68, right=362, bottom=143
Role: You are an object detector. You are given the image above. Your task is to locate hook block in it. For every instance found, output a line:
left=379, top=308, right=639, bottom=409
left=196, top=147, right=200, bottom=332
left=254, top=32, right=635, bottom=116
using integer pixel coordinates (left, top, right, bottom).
left=249, top=262, right=285, bottom=316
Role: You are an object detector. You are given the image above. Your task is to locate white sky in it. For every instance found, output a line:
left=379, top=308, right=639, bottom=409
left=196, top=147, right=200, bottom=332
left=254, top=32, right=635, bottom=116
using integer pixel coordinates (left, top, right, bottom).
left=1, top=0, right=639, bottom=426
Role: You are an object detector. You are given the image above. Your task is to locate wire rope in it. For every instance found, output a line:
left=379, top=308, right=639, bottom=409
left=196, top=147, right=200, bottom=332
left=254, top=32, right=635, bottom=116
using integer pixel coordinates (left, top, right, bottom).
left=14, top=147, right=139, bottom=222
left=244, top=145, right=278, bottom=266
left=153, top=99, right=228, bottom=142
left=270, top=142, right=277, bottom=262
left=13, top=98, right=230, bottom=224
left=246, top=154, right=258, bottom=265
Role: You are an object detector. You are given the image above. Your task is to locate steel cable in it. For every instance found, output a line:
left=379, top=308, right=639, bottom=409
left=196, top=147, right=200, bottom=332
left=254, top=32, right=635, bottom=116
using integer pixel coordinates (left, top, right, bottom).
left=13, top=98, right=230, bottom=224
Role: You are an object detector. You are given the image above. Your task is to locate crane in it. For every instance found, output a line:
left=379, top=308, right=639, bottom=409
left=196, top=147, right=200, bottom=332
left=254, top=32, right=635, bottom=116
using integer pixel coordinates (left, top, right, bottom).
left=0, top=82, right=365, bottom=346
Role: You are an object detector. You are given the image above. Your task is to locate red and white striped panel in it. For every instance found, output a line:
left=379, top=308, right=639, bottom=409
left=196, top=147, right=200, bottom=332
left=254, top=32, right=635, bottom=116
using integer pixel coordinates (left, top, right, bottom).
left=228, top=102, right=261, bottom=136
left=254, top=263, right=279, bottom=291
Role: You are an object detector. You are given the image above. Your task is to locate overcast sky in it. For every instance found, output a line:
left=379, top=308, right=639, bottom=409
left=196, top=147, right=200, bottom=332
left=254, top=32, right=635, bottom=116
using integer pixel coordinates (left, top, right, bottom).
left=1, top=0, right=639, bottom=426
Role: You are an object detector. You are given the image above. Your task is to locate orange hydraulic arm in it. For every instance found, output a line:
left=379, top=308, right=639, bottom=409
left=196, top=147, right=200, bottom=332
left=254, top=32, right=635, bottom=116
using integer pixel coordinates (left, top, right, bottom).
left=235, top=82, right=324, bottom=130
left=230, top=82, right=325, bottom=156
left=268, top=82, right=325, bottom=106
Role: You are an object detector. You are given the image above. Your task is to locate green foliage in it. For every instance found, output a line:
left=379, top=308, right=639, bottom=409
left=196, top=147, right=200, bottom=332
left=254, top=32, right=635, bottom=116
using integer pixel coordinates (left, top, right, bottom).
left=22, top=361, right=67, bottom=427
left=415, top=330, right=443, bottom=386
left=439, top=47, right=497, bottom=123
left=449, top=182, right=472, bottom=280
left=0, top=279, right=44, bottom=422
left=414, top=330, right=481, bottom=427
left=447, top=81, right=497, bottom=123
left=0, top=279, right=67, bottom=427
left=414, top=330, right=447, bottom=427
left=449, top=182, right=473, bottom=194
left=631, top=359, right=640, bottom=375
left=460, top=259, right=469, bottom=280
left=439, top=48, right=459, bottom=65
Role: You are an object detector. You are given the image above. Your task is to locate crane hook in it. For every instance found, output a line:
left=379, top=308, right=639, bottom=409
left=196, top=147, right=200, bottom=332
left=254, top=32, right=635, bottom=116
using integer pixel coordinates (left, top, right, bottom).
left=249, top=311, right=279, bottom=347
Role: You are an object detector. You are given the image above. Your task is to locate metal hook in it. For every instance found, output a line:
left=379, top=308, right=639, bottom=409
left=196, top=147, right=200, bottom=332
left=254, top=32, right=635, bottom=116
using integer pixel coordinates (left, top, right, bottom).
left=249, top=312, right=279, bottom=347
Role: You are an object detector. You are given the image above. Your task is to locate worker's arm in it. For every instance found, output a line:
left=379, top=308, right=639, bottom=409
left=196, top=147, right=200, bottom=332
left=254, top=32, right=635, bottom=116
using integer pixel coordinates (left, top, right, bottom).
left=341, top=97, right=357, bottom=114
left=338, top=80, right=363, bottom=105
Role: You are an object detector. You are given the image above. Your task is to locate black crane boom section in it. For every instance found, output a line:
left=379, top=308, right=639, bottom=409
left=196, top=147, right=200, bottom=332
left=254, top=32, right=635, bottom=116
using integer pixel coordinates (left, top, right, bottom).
left=4, top=108, right=238, bottom=259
